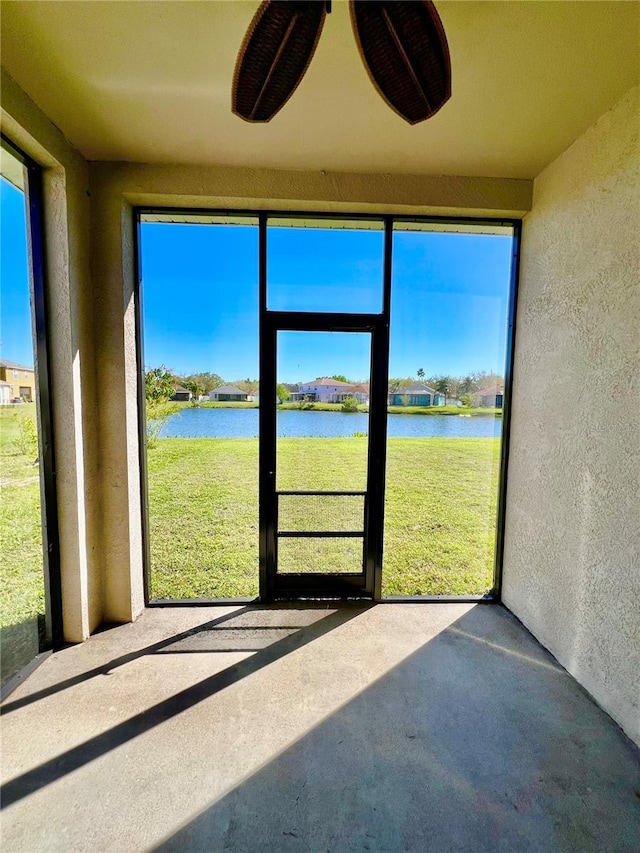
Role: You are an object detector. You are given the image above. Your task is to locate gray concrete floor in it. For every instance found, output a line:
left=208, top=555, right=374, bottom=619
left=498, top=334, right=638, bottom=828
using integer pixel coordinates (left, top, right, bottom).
left=1, top=603, right=638, bottom=852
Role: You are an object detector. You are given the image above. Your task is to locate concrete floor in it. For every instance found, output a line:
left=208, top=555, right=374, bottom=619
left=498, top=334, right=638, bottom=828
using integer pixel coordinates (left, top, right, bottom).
left=1, top=603, right=638, bottom=852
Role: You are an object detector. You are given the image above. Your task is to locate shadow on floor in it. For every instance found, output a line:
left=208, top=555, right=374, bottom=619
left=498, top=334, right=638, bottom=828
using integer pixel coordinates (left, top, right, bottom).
left=0, top=603, right=370, bottom=809
left=150, top=606, right=640, bottom=853
left=1, top=616, right=44, bottom=690
left=2, top=604, right=639, bottom=852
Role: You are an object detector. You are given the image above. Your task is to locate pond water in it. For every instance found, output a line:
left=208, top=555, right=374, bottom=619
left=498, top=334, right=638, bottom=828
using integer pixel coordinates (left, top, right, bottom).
left=159, top=407, right=502, bottom=439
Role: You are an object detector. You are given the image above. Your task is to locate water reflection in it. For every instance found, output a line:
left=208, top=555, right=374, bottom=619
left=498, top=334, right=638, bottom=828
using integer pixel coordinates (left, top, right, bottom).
left=160, top=408, right=501, bottom=439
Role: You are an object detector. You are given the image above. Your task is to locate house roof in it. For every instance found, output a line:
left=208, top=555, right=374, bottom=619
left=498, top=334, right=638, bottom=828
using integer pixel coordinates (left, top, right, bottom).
left=349, top=383, right=370, bottom=395
left=211, top=384, right=246, bottom=396
left=301, top=377, right=352, bottom=387
left=478, top=385, right=505, bottom=396
left=173, top=385, right=190, bottom=394
left=0, top=358, right=33, bottom=371
left=392, top=384, right=438, bottom=395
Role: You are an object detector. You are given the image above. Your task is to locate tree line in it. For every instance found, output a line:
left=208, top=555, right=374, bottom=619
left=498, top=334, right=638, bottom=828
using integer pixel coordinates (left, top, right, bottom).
left=145, top=366, right=504, bottom=408
left=146, top=369, right=260, bottom=400
left=389, top=369, right=503, bottom=403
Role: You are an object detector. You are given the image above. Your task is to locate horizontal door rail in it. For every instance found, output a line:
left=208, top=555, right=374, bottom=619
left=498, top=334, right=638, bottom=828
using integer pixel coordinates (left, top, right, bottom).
left=277, top=531, right=365, bottom=538
left=273, top=574, right=365, bottom=585
left=263, top=310, right=384, bottom=332
left=277, top=490, right=366, bottom=497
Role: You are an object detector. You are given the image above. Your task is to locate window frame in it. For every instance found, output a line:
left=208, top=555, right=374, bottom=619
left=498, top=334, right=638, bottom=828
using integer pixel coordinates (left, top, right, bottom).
left=134, top=207, right=521, bottom=605
left=1, top=134, right=63, bottom=658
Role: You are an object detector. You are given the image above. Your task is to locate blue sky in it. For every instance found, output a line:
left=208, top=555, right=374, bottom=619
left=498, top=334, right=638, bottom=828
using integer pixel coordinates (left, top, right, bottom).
left=1, top=202, right=512, bottom=383
left=1, top=178, right=33, bottom=367
left=141, top=222, right=512, bottom=383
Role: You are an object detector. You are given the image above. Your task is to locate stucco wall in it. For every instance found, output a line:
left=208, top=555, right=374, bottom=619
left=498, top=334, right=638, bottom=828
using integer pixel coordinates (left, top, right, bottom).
left=1, top=68, right=102, bottom=641
left=503, top=86, right=639, bottom=744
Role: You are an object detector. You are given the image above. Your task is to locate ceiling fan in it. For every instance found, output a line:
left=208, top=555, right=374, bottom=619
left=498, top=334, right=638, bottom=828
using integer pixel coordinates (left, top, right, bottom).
left=232, top=1, right=451, bottom=125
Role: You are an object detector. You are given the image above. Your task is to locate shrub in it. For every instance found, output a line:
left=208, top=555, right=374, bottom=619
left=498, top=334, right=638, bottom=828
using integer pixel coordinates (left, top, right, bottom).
left=276, top=384, right=291, bottom=404
left=145, top=365, right=175, bottom=403
left=13, top=416, right=38, bottom=460
left=146, top=400, right=180, bottom=449
left=145, top=365, right=179, bottom=448
left=341, top=396, right=360, bottom=413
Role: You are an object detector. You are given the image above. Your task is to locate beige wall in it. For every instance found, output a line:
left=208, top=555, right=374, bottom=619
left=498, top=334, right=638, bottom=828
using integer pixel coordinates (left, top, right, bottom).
left=1, top=69, right=102, bottom=641
left=503, top=86, right=640, bottom=745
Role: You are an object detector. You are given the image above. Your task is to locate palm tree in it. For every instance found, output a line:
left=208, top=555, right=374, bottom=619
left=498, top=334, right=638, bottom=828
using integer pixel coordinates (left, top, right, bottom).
left=417, top=367, right=425, bottom=381
left=434, top=376, right=450, bottom=405
left=459, top=375, right=476, bottom=396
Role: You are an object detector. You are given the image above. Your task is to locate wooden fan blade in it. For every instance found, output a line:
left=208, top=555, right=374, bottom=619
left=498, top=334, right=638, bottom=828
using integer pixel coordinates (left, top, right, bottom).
left=350, top=1, right=451, bottom=124
left=233, top=1, right=328, bottom=123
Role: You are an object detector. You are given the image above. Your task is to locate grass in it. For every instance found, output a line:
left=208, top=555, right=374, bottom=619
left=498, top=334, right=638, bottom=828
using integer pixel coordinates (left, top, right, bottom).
left=383, top=438, right=499, bottom=594
left=147, top=436, right=500, bottom=599
left=1, top=402, right=501, bottom=622
left=0, top=405, right=45, bottom=631
left=147, top=438, right=259, bottom=599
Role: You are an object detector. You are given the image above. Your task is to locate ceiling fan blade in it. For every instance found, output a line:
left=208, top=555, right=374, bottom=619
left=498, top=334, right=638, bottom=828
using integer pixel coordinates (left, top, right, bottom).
left=350, top=1, right=451, bottom=124
left=233, top=1, right=328, bottom=123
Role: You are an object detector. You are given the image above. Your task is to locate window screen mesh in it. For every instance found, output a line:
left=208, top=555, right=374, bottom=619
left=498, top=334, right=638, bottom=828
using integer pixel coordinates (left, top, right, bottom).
left=278, top=494, right=365, bottom=533
left=277, top=537, right=364, bottom=574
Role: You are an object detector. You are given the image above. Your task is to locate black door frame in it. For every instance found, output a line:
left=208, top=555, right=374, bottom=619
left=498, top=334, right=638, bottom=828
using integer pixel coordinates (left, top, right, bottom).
left=260, top=314, right=389, bottom=599
left=259, top=215, right=392, bottom=600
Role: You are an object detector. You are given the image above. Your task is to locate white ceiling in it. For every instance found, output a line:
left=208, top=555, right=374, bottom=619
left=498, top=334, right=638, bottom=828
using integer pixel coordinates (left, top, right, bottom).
left=1, top=1, right=638, bottom=178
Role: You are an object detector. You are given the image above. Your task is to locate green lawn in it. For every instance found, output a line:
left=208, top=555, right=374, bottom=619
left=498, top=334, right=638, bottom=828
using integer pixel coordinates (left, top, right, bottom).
left=0, top=405, right=45, bottom=631
left=1, top=403, right=501, bottom=622
left=383, top=438, right=499, bottom=594
left=147, top=436, right=500, bottom=599
left=147, top=438, right=259, bottom=599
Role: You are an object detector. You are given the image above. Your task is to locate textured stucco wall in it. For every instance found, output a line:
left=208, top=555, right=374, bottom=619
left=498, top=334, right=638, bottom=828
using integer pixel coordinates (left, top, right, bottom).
left=89, top=189, right=145, bottom=623
left=503, top=86, right=639, bottom=744
left=1, top=68, right=101, bottom=640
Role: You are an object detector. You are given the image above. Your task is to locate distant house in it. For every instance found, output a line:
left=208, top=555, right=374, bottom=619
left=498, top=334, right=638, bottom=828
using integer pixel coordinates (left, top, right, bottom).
left=0, top=380, right=13, bottom=405
left=0, top=359, right=36, bottom=402
left=209, top=384, right=249, bottom=402
left=388, top=383, right=445, bottom=407
left=275, top=383, right=298, bottom=403
left=290, top=377, right=369, bottom=405
left=170, top=385, right=192, bottom=402
left=478, top=384, right=504, bottom=408
left=348, top=383, right=370, bottom=405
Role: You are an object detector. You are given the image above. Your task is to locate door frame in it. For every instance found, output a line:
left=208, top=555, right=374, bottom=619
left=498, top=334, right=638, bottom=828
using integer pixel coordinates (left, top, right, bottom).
left=259, top=214, right=392, bottom=600
left=259, top=314, right=390, bottom=600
